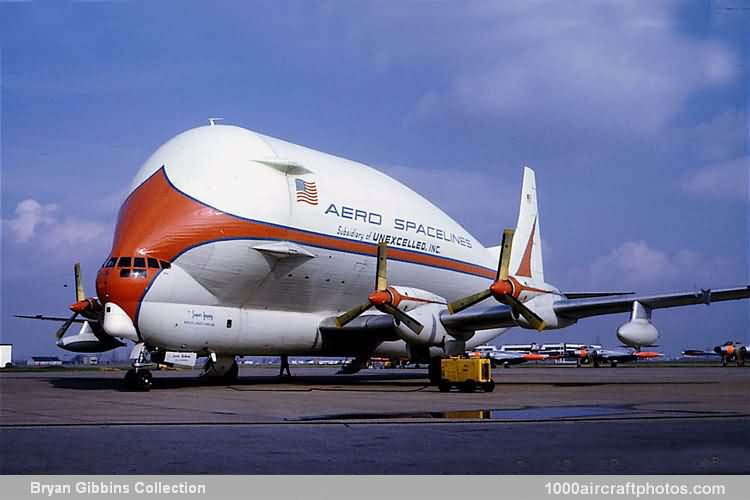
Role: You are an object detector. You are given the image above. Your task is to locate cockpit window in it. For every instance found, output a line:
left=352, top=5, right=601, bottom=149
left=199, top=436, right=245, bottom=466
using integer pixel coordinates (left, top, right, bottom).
left=105, top=257, right=117, bottom=268
left=133, top=257, right=146, bottom=268
left=147, top=258, right=159, bottom=269
left=117, top=257, right=132, bottom=267
left=160, top=260, right=171, bottom=269
left=131, top=269, right=147, bottom=279
left=119, top=268, right=131, bottom=278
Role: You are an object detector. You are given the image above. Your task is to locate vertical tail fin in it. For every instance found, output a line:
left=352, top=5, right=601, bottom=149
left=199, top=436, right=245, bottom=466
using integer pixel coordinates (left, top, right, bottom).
left=508, top=166, right=544, bottom=283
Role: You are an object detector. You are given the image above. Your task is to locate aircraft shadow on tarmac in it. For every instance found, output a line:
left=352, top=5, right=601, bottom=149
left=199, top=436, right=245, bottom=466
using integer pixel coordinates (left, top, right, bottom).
left=47, top=372, right=433, bottom=391
left=46, top=372, right=718, bottom=391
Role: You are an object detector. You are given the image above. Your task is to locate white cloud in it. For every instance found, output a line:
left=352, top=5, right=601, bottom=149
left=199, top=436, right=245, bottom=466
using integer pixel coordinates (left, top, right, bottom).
left=681, top=157, right=749, bottom=202
left=2, top=198, right=112, bottom=257
left=678, top=110, right=748, bottom=165
left=6, top=199, right=59, bottom=243
left=367, top=2, right=740, bottom=135
left=584, top=240, right=739, bottom=290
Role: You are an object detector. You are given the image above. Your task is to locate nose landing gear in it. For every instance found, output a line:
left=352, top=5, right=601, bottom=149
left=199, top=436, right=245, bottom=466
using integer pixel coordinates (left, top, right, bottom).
left=124, top=342, right=154, bottom=391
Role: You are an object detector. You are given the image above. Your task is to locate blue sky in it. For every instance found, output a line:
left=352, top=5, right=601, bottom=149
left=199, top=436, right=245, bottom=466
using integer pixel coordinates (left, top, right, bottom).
left=1, top=1, right=748, bottom=359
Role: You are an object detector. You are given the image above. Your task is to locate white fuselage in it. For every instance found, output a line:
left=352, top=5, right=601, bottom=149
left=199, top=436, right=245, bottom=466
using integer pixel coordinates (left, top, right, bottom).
left=97, top=125, right=520, bottom=357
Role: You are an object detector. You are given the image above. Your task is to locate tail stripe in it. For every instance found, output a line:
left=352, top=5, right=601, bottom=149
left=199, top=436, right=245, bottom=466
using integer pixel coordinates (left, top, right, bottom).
left=515, top=218, right=536, bottom=277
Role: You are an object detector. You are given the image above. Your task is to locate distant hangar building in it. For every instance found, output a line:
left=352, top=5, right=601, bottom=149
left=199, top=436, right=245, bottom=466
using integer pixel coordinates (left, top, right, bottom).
left=27, top=356, right=63, bottom=367
left=0, top=344, right=12, bottom=368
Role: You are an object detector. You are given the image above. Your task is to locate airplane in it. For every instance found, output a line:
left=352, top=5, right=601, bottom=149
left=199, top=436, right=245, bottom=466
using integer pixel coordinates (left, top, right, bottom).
left=469, top=344, right=549, bottom=367
left=484, top=350, right=549, bottom=368
left=550, top=345, right=662, bottom=368
left=15, top=123, right=750, bottom=390
left=683, top=341, right=747, bottom=366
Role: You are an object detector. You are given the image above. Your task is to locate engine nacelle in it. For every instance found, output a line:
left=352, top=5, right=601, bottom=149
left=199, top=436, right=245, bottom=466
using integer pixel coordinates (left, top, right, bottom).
left=57, top=321, right=125, bottom=353
left=616, top=301, right=658, bottom=347
left=511, top=294, right=576, bottom=330
left=389, top=286, right=448, bottom=347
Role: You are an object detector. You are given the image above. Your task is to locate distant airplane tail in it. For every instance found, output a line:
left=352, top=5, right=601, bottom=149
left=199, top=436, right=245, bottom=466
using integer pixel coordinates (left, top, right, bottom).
left=508, top=166, right=544, bottom=283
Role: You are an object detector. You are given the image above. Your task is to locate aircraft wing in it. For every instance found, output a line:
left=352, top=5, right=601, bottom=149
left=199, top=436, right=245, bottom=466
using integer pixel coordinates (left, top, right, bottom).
left=441, top=286, right=750, bottom=332
left=552, top=286, right=750, bottom=320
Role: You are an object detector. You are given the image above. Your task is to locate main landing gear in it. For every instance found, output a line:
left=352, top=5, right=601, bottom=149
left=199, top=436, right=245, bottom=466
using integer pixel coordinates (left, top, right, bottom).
left=201, top=354, right=239, bottom=384
left=124, top=343, right=154, bottom=391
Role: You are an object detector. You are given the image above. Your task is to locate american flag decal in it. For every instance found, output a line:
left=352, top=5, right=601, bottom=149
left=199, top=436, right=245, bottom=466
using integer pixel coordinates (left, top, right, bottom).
left=295, top=178, right=318, bottom=205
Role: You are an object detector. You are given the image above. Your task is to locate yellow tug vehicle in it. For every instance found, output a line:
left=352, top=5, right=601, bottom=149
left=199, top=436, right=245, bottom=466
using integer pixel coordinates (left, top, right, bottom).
left=439, top=357, right=495, bottom=393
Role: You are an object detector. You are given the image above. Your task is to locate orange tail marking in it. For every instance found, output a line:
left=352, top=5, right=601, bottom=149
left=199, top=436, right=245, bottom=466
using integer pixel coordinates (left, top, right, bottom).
left=515, top=218, right=536, bottom=278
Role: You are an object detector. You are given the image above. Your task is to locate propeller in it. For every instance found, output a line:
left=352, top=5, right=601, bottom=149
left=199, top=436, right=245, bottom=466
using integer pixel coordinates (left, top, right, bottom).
left=56, top=262, right=99, bottom=340
left=447, top=228, right=546, bottom=331
left=336, top=242, right=424, bottom=334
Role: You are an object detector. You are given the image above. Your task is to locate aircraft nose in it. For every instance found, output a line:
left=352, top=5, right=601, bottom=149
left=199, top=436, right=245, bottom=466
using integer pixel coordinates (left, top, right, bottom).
left=96, top=255, right=171, bottom=324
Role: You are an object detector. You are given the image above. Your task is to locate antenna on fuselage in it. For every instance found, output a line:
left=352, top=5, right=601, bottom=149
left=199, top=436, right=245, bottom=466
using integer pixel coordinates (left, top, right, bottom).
left=208, top=117, right=224, bottom=126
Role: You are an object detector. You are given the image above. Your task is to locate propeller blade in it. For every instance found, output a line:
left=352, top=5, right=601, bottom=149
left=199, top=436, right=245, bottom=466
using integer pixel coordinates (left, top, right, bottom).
left=55, top=312, right=79, bottom=340
left=335, top=303, right=373, bottom=328
left=375, top=242, right=388, bottom=291
left=74, top=262, right=85, bottom=302
left=504, top=295, right=546, bottom=331
left=381, top=303, right=424, bottom=335
left=447, top=289, right=493, bottom=314
left=448, top=229, right=515, bottom=315
left=496, top=228, right=515, bottom=281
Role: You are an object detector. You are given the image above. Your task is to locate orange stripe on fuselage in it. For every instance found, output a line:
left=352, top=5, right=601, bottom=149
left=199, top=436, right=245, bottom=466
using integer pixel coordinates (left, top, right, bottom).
left=98, top=167, right=495, bottom=321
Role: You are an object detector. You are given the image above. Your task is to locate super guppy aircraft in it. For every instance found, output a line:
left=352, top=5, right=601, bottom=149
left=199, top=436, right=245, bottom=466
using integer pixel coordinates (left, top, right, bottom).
left=17, top=123, right=750, bottom=390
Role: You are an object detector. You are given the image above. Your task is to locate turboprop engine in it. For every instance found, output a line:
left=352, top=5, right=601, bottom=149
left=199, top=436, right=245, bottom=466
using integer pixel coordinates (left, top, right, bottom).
left=388, top=289, right=448, bottom=346
left=616, top=301, right=659, bottom=347
left=336, top=243, right=446, bottom=347
left=54, top=263, right=124, bottom=353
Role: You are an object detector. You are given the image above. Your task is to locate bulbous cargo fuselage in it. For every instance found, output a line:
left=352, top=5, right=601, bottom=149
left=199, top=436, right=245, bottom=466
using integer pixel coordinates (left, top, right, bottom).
left=95, top=125, right=500, bottom=354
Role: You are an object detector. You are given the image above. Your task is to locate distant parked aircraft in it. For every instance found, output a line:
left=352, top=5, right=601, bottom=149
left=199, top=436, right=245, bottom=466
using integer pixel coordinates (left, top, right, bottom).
left=683, top=341, right=746, bottom=367
left=548, top=345, right=662, bottom=368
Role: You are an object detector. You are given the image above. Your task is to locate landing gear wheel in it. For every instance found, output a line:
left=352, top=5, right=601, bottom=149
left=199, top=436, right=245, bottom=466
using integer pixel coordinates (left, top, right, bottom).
left=124, top=369, right=152, bottom=391
left=482, top=381, right=496, bottom=392
left=136, top=370, right=153, bottom=391
left=428, top=358, right=442, bottom=385
left=124, top=369, right=137, bottom=389
left=223, top=362, right=239, bottom=383
left=438, top=381, right=451, bottom=392
left=461, top=380, right=476, bottom=393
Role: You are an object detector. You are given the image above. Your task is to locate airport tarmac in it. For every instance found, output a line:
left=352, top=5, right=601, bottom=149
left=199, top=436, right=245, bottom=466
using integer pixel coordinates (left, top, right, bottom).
left=1, top=365, right=748, bottom=474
